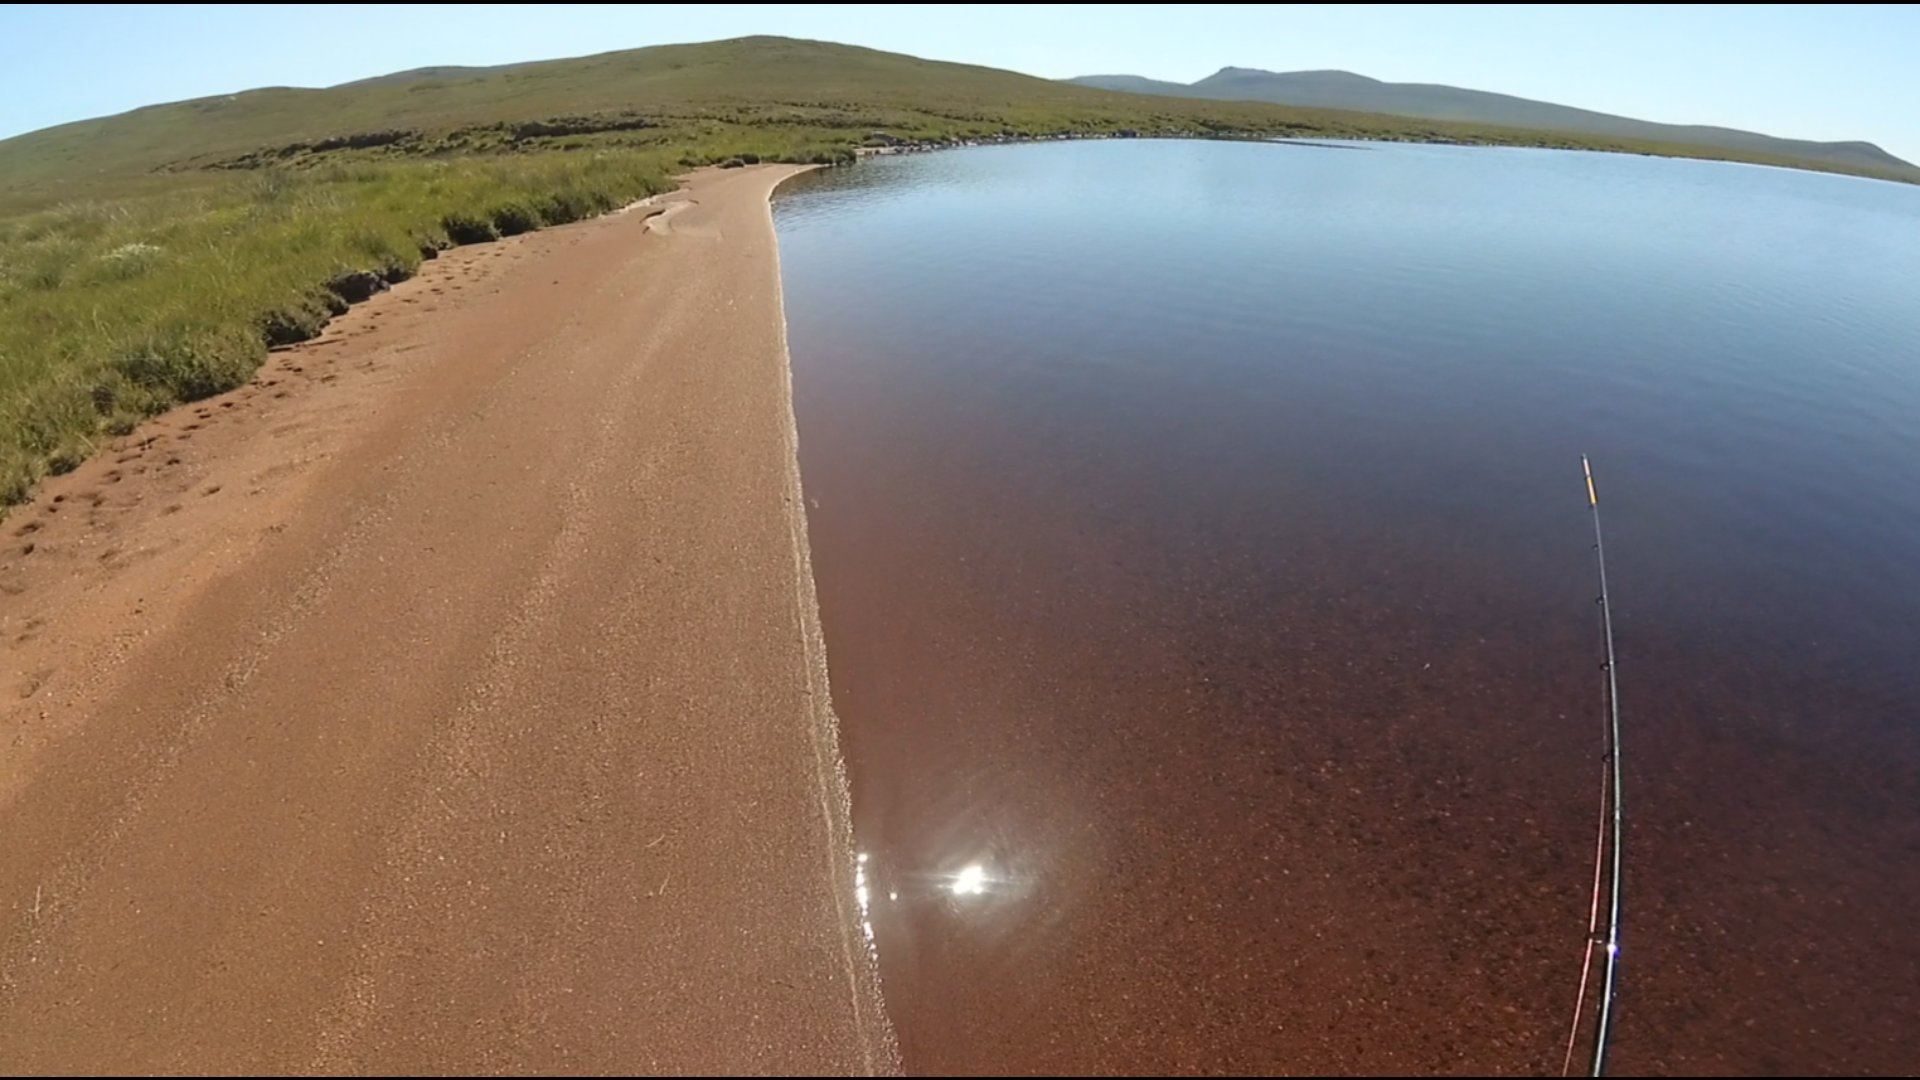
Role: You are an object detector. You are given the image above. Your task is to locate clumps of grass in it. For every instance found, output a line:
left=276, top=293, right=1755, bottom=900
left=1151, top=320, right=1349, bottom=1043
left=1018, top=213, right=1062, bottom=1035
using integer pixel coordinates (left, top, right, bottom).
left=534, top=187, right=616, bottom=225
left=326, top=269, right=389, bottom=303
left=441, top=211, right=498, bottom=244
left=46, top=438, right=90, bottom=476
left=488, top=201, right=541, bottom=236
left=798, top=147, right=857, bottom=166
left=0, top=149, right=673, bottom=507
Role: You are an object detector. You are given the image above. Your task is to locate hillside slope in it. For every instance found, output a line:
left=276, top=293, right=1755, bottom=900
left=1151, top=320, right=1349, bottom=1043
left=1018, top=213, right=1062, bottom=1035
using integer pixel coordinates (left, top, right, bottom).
left=0, top=37, right=1466, bottom=200
left=2, top=35, right=1914, bottom=508
left=1067, top=67, right=1915, bottom=177
left=11, top=36, right=1918, bottom=203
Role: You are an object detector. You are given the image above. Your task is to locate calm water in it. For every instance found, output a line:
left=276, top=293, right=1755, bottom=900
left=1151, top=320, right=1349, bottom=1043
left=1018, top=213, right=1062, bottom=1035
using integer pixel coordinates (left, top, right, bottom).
left=773, top=140, right=1920, bottom=1075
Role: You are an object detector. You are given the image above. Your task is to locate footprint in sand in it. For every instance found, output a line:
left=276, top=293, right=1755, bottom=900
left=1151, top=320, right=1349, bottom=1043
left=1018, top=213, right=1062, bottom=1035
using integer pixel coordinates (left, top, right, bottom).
left=16, top=668, right=52, bottom=699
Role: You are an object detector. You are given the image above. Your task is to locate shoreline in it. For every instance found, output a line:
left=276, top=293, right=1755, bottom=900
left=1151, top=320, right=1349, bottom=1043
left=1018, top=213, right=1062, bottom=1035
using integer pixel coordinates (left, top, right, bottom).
left=855, top=128, right=1920, bottom=187
left=764, top=165, right=900, bottom=1074
left=0, top=164, right=895, bottom=1073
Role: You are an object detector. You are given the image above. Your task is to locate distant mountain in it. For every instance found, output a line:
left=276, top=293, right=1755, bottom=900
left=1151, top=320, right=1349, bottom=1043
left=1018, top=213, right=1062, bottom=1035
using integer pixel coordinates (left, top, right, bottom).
left=1067, top=67, right=1913, bottom=175
left=1070, top=74, right=1192, bottom=97
left=4, top=36, right=1912, bottom=205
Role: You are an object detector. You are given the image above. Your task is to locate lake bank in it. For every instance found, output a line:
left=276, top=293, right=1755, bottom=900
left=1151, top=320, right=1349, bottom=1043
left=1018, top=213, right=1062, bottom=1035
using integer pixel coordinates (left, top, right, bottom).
left=0, top=164, right=895, bottom=1073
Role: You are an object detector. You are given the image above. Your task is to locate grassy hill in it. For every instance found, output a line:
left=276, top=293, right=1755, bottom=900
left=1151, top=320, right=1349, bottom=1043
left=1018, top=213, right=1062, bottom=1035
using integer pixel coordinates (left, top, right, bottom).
left=12, top=36, right=1913, bottom=206
left=0, top=35, right=1912, bottom=508
left=1068, top=67, right=1918, bottom=179
left=0, top=36, right=1611, bottom=205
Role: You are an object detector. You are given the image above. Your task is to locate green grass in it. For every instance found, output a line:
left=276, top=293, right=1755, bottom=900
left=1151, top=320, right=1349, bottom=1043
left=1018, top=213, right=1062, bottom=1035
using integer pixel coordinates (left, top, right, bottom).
left=0, top=35, right=1912, bottom=508
left=0, top=152, right=675, bottom=502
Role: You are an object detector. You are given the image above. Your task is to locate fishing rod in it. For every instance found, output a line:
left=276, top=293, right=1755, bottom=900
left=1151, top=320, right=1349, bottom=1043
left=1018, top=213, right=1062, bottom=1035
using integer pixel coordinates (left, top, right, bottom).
left=1560, top=456, right=1625, bottom=1076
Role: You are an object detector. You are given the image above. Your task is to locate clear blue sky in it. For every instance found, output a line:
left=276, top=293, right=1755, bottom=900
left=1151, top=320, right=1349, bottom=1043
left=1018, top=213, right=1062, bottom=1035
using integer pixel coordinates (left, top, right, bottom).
left=3, top=4, right=1916, bottom=163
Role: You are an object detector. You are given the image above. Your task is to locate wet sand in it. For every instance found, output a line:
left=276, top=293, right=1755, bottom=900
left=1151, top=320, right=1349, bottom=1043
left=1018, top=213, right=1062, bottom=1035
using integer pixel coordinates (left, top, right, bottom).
left=0, top=165, right=895, bottom=1073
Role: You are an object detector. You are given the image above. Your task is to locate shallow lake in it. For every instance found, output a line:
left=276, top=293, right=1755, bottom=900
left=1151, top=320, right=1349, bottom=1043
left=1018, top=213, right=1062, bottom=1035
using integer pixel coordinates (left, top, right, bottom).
left=773, top=138, right=1920, bottom=1074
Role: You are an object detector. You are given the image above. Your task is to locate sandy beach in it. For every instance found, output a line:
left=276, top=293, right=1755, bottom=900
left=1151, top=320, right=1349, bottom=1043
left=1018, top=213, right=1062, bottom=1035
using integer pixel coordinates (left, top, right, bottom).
left=0, top=164, right=894, bottom=1073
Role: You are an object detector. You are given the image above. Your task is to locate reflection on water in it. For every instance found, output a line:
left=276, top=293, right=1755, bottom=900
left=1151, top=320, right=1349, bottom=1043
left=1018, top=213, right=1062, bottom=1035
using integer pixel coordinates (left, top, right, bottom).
left=853, top=852, right=876, bottom=949
left=777, top=139, right=1920, bottom=1074
left=947, top=863, right=989, bottom=897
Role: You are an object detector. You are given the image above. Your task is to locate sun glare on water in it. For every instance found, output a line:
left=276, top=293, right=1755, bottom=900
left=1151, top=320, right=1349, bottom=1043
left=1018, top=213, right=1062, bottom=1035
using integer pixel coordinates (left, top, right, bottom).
left=949, top=863, right=988, bottom=896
